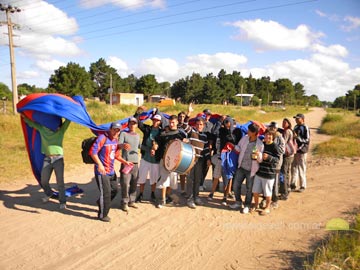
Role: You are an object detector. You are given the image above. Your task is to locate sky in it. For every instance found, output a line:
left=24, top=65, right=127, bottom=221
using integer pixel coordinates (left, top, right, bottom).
left=0, top=0, right=359, bottom=102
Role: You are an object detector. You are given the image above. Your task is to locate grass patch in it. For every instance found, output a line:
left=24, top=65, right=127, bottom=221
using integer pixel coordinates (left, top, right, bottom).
left=315, top=110, right=360, bottom=157
left=313, top=137, right=360, bottom=158
left=305, top=213, right=360, bottom=270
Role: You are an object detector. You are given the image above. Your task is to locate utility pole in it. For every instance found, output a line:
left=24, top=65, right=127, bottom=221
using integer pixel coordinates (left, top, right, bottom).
left=108, top=74, right=113, bottom=106
left=0, top=3, right=21, bottom=115
left=240, top=84, right=243, bottom=108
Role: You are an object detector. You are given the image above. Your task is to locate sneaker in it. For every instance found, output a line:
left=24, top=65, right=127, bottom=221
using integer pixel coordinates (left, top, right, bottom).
left=221, top=197, right=227, bottom=206
left=128, top=202, right=138, bottom=209
left=187, top=199, right=196, bottom=209
left=166, top=196, right=173, bottom=204
left=194, top=197, right=204, bottom=206
left=207, top=193, right=214, bottom=201
left=150, top=192, right=156, bottom=202
left=100, top=216, right=111, bottom=222
left=156, top=200, right=165, bottom=209
left=279, top=194, right=288, bottom=200
left=59, top=203, right=66, bottom=210
left=121, top=204, right=129, bottom=212
left=199, top=186, right=205, bottom=192
left=229, top=201, right=242, bottom=209
left=242, top=206, right=249, bottom=214
left=290, top=184, right=296, bottom=191
left=270, top=201, right=279, bottom=209
left=135, top=193, right=143, bottom=203
left=299, top=187, right=306, bottom=193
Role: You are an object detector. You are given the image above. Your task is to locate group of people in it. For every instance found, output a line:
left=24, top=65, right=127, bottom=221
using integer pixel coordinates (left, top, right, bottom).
left=22, top=106, right=310, bottom=222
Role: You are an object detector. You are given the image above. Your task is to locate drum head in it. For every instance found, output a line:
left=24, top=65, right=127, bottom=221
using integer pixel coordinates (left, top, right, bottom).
left=164, top=140, right=182, bottom=171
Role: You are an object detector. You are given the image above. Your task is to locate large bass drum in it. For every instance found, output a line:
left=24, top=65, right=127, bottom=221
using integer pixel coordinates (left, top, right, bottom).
left=164, top=140, right=196, bottom=174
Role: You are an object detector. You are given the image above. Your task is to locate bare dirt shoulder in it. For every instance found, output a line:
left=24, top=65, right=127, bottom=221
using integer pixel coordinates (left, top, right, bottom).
left=0, top=107, right=359, bottom=270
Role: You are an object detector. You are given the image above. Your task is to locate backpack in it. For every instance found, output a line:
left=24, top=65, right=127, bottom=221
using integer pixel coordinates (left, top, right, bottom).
left=81, top=137, right=97, bottom=164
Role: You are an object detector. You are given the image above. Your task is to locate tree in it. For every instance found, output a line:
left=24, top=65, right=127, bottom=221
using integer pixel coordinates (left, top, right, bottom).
left=184, top=73, right=204, bottom=103
left=202, top=73, right=220, bottom=104
left=48, top=62, right=95, bottom=97
left=274, top=78, right=294, bottom=105
left=89, top=58, right=122, bottom=100
left=122, top=74, right=138, bottom=93
left=294, top=82, right=306, bottom=105
left=17, top=83, right=44, bottom=96
left=135, top=74, right=159, bottom=99
left=170, top=78, right=187, bottom=102
left=0, top=82, right=12, bottom=100
left=159, top=81, right=171, bottom=96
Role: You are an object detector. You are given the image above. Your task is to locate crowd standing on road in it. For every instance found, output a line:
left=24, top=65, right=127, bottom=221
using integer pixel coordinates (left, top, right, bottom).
left=24, top=106, right=310, bottom=222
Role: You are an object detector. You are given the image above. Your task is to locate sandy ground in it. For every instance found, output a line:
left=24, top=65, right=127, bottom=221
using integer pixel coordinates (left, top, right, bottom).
left=1, top=107, right=359, bottom=270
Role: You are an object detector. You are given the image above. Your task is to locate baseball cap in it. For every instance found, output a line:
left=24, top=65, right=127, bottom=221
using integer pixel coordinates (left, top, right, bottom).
left=128, top=117, right=138, bottom=123
left=110, top=122, right=121, bottom=129
left=203, top=109, right=211, bottom=115
left=152, top=114, right=161, bottom=121
left=268, top=121, right=278, bottom=128
left=293, top=113, right=305, bottom=119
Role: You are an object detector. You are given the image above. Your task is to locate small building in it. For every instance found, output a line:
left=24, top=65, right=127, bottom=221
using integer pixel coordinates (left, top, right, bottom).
left=235, top=93, right=254, bottom=106
left=112, top=93, right=144, bottom=106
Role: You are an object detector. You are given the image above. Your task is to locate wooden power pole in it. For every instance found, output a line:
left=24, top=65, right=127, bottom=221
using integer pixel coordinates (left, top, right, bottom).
left=1, top=3, right=21, bottom=115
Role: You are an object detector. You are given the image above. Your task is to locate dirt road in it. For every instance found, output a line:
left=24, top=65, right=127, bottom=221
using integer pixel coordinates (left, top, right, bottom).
left=1, top=107, right=359, bottom=270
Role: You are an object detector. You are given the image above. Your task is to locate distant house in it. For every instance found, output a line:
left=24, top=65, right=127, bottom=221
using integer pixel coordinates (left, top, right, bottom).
left=112, top=93, right=144, bottom=106
left=235, top=93, right=254, bottom=106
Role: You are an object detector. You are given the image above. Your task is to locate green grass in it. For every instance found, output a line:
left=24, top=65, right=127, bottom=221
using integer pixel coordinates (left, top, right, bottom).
left=305, top=214, right=360, bottom=270
left=314, top=110, right=360, bottom=157
left=307, top=110, right=360, bottom=269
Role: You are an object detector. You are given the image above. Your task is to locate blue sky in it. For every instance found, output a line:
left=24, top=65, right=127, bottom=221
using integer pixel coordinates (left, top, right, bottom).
left=0, top=0, right=359, bottom=101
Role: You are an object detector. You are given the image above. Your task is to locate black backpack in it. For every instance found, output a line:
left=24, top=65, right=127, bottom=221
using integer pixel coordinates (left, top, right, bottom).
left=81, top=137, right=97, bottom=164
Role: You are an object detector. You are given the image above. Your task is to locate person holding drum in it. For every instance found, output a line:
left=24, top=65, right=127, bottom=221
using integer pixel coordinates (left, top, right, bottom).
left=177, top=103, right=194, bottom=196
left=152, top=115, right=190, bottom=208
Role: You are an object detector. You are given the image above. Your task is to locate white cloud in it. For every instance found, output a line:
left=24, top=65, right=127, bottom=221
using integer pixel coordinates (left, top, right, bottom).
left=227, top=19, right=324, bottom=51
left=181, top=52, right=247, bottom=78
left=315, top=10, right=340, bottom=22
left=311, top=44, right=348, bottom=58
left=35, top=59, right=66, bottom=72
left=17, top=33, right=82, bottom=57
left=137, top=57, right=179, bottom=82
left=19, top=0, right=78, bottom=35
left=239, top=52, right=358, bottom=101
left=342, top=16, right=360, bottom=32
left=107, top=56, right=133, bottom=77
left=18, top=70, right=39, bottom=80
left=79, top=0, right=165, bottom=9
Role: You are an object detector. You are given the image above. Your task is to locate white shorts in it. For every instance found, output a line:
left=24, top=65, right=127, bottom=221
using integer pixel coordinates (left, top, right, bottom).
left=156, top=159, right=178, bottom=189
left=252, top=175, right=275, bottom=197
left=211, top=154, right=222, bottom=179
left=137, top=159, right=160, bottom=185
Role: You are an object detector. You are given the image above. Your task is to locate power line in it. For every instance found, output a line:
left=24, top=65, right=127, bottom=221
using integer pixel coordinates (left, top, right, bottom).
left=78, top=0, right=255, bottom=36
left=83, top=0, right=318, bottom=41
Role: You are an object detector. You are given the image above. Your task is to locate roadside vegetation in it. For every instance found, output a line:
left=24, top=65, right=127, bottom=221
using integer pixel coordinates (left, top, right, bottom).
left=306, top=108, right=360, bottom=270
left=313, top=109, right=360, bottom=157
